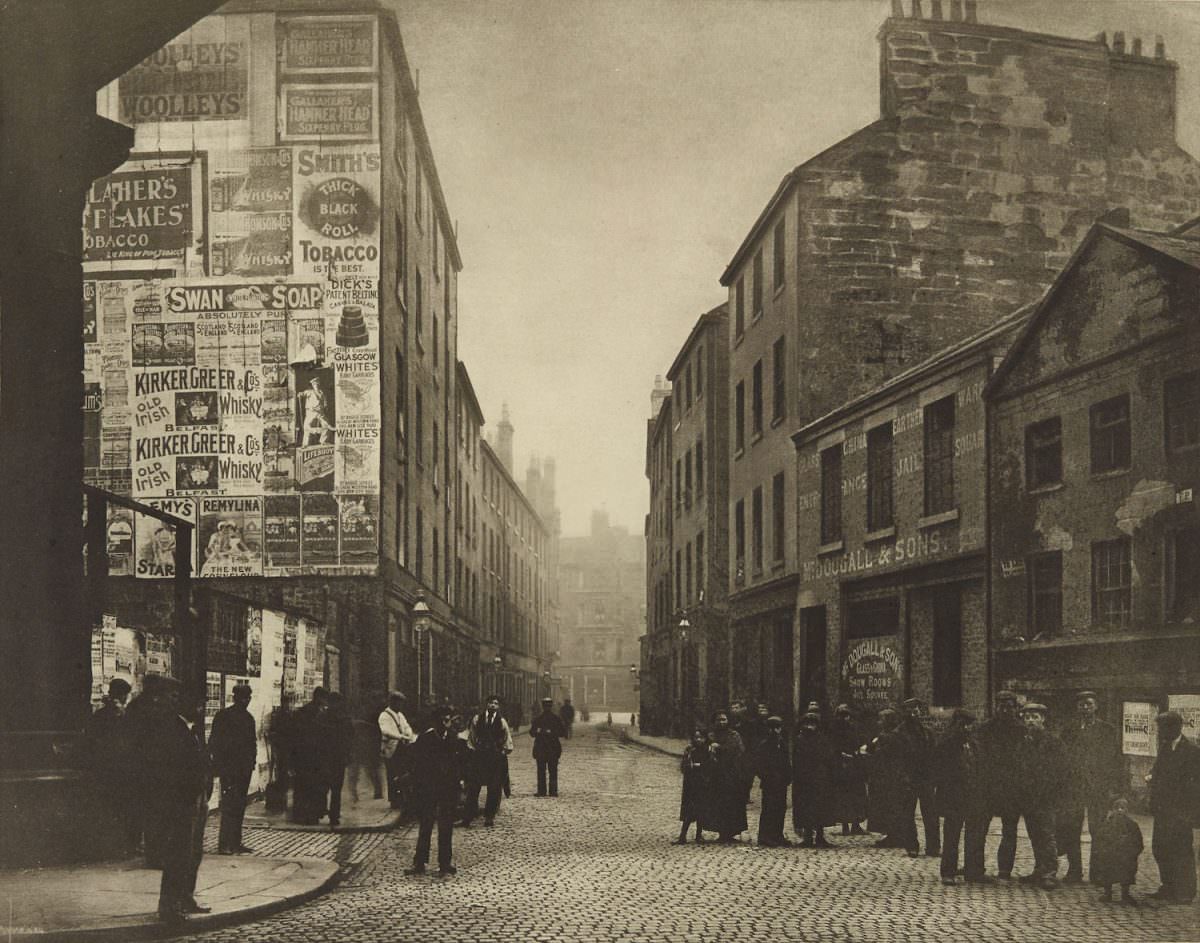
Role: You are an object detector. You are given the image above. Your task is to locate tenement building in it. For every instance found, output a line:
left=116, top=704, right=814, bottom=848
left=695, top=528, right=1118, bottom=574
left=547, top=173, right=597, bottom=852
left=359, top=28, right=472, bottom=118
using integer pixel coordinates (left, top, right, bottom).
left=721, top=0, right=1200, bottom=715
left=80, top=0, right=548, bottom=772
left=987, top=218, right=1200, bottom=794
left=641, top=305, right=730, bottom=735
left=793, top=308, right=1028, bottom=720
left=642, top=382, right=674, bottom=734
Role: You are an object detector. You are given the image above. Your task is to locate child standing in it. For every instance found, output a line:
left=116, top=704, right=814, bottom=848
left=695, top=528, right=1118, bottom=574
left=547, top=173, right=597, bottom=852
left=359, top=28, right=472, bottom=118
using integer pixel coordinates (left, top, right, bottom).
left=1092, top=796, right=1144, bottom=905
left=674, top=728, right=713, bottom=845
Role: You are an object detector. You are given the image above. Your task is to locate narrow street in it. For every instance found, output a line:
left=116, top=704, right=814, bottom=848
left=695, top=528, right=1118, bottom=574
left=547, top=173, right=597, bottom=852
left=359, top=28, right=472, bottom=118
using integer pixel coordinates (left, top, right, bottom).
left=180, top=727, right=1198, bottom=943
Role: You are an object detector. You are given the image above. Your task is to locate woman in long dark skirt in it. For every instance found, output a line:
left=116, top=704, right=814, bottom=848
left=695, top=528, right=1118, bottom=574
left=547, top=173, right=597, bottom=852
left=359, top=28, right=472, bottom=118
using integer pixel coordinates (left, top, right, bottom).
left=831, top=704, right=868, bottom=835
left=674, top=727, right=714, bottom=844
left=793, top=712, right=836, bottom=848
left=708, top=710, right=747, bottom=843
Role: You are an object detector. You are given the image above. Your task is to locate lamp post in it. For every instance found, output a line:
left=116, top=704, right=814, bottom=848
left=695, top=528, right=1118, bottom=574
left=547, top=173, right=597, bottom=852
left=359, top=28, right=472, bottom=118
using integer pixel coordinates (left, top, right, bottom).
left=413, top=594, right=432, bottom=706
left=678, top=615, right=690, bottom=737
left=492, top=654, right=502, bottom=701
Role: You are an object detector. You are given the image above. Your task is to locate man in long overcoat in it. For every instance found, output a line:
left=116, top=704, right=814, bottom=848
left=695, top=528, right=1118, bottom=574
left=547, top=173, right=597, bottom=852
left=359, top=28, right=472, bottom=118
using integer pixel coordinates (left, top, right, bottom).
left=831, top=704, right=867, bottom=836
left=208, top=682, right=256, bottom=853
left=933, top=709, right=986, bottom=884
left=975, top=690, right=1026, bottom=878
left=792, top=712, right=835, bottom=847
left=530, top=697, right=567, bottom=797
left=405, top=704, right=468, bottom=876
left=752, top=715, right=791, bottom=847
left=1016, top=702, right=1068, bottom=889
left=1148, top=711, right=1200, bottom=904
left=708, top=709, right=748, bottom=842
left=866, top=708, right=909, bottom=848
left=1058, top=689, right=1122, bottom=883
left=899, top=697, right=939, bottom=857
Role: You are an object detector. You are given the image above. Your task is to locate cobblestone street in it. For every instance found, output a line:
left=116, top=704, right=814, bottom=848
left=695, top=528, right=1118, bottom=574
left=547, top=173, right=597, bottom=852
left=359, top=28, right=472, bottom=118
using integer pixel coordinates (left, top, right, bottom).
left=170, top=726, right=1200, bottom=943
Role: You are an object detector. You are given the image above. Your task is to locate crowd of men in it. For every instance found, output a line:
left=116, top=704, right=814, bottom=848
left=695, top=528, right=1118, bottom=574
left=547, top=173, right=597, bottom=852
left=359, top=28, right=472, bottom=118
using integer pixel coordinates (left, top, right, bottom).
left=672, top=692, right=1199, bottom=905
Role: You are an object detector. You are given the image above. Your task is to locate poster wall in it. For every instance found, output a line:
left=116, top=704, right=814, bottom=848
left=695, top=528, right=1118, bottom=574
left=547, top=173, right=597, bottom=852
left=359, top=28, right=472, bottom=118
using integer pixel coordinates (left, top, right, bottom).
left=1122, top=701, right=1158, bottom=757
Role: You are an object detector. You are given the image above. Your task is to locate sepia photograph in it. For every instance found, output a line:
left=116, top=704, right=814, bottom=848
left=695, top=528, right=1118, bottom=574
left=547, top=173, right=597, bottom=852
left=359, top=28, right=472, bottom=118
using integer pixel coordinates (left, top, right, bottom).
left=0, top=0, right=1199, bottom=940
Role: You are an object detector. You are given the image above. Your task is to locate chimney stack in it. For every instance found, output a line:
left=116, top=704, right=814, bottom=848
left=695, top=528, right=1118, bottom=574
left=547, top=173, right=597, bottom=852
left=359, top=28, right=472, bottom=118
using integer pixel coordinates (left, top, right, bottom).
left=948, top=0, right=961, bottom=22
left=930, top=0, right=943, bottom=21
left=1132, top=37, right=1142, bottom=56
left=891, top=0, right=904, bottom=17
left=497, top=403, right=514, bottom=474
left=1113, top=31, right=1126, bottom=55
left=1096, top=31, right=1108, bottom=49
left=1155, top=35, right=1165, bottom=59
left=964, top=0, right=977, bottom=24
left=911, top=0, right=924, bottom=19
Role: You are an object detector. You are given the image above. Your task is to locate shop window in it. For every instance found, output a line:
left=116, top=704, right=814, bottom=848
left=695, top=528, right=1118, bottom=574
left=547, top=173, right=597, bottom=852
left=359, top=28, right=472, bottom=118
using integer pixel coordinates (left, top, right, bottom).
left=1025, top=416, right=1062, bottom=489
left=1027, top=551, right=1063, bottom=637
left=820, top=445, right=842, bottom=544
left=931, top=585, right=962, bottom=707
left=1092, top=538, right=1131, bottom=627
left=867, top=423, right=894, bottom=530
left=846, top=596, right=899, bottom=640
left=923, top=396, right=955, bottom=515
left=1090, top=394, right=1130, bottom=474
left=1166, top=527, right=1200, bottom=622
left=1165, top=371, right=1200, bottom=453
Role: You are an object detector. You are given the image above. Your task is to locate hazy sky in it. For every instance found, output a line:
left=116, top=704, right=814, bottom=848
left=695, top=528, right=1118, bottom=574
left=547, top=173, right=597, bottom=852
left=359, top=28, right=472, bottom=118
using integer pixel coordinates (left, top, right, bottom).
left=386, top=0, right=1200, bottom=537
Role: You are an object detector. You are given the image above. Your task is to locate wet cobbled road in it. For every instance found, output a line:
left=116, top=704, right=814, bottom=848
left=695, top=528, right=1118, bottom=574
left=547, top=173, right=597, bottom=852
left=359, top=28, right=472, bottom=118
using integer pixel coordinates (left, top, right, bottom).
left=181, top=725, right=1199, bottom=943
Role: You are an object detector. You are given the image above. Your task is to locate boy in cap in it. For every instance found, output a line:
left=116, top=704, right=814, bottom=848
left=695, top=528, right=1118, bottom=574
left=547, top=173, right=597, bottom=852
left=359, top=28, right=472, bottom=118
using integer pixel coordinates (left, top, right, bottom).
left=530, top=697, right=567, bottom=797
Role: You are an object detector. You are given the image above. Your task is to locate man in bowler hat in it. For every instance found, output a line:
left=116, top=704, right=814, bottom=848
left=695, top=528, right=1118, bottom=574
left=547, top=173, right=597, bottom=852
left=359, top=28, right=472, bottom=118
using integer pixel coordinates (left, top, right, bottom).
left=530, top=697, right=567, bottom=797
left=1059, top=689, right=1122, bottom=883
left=1148, top=711, right=1200, bottom=904
left=208, top=682, right=256, bottom=854
left=406, top=704, right=468, bottom=877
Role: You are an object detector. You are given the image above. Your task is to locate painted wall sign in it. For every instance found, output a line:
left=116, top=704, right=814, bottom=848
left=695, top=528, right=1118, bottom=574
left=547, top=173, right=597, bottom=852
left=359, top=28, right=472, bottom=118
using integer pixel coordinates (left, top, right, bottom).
left=843, top=636, right=902, bottom=708
left=84, top=166, right=194, bottom=262
left=279, top=16, right=378, bottom=74
left=280, top=84, right=378, bottom=142
left=209, top=148, right=294, bottom=277
left=803, top=530, right=950, bottom=582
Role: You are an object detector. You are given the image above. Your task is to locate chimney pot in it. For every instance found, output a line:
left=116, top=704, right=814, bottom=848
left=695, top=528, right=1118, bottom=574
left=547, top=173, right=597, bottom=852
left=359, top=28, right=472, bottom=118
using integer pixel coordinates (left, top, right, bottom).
left=1095, top=31, right=1108, bottom=48
left=1155, top=35, right=1166, bottom=59
left=964, top=0, right=977, bottom=23
left=891, top=0, right=904, bottom=16
left=948, top=0, right=961, bottom=21
left=912, top=0, right=924, bottom=19
left=1132, top=37, right=1142, bottom=56
left=931, top=0, right=943, bottom=20
left=1113, top=31, right=1126, bottom=55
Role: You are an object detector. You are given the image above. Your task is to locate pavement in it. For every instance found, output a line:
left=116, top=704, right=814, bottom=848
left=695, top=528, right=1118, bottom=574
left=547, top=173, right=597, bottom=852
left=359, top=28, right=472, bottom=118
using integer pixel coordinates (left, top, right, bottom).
left=160, top=724, right=1198, bottom=943
left=242, top=779, right=401, bottom=833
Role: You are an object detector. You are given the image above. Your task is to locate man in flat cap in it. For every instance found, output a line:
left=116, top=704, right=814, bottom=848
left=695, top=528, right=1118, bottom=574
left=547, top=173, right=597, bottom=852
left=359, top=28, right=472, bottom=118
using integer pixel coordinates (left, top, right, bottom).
left=899, top=697, right=939, bottom=858
left=530, top=697, right=567, bottom=797
left=975, top=690, right=1026, bottom=879
left=1059, top=690, right=1122, bottom=883
left=752, top=715, right=791, bottom=847
left=406, top=704, right=468, bottom=877
left=208, top=682, right=256, bottom=854
left=379, top=691, right=416, bottom=810
left=1016, top=702, right=1067, bottom=889
left=1148, top=711, right=1200, bottom=903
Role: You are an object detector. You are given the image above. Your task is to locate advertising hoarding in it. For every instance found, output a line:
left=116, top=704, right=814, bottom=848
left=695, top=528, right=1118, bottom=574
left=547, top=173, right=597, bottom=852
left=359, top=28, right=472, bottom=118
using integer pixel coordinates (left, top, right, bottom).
left=280, top=84, right=378, bottom=142
left=278, top=15, right=378, bottom=74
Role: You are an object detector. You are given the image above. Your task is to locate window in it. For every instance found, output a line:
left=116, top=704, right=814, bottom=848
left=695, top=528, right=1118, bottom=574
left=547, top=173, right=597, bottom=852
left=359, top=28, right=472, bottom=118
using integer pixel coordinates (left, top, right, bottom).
left=820, top=446, right=842, bottom=544
left=432, top=421, right=440, bottom=486
left=846, top=596, right=899, bottom=640
left=674, top=459, right=682, bottom=515
left=415, top=269, right=423, bottom=339
left=1165, top=372, right=1200, bottom=452
left=695, top=438, right=704, bottom=496
left=735, top=381, right=745, bottom=452
left=1028, top=551, right=1063, bottom=636
left=433, top=221, right=439, bottom=278
left=735, top=277, right=745, bottom=336
left=416, top=508, right=424, bottom=581
left=415, top=160, right=424, bottom=229
left=415, top=389, right=424, bottom=465
left=685, top=542, right=693, bottom=604
left=684, top=363, right=693, bottom=410
left=433, top=526, right=440, bottom=591
left=772, top=336, right=786, bottom=423
left=752, top=485, right=764, bottom=573
left=675, top=550, right=682, bottom=609
left=1090, top=394, right=1130, bottom=473
left=432, top=314, right=439, bottom=365
left=752, top=359, right=763, bottom=436
left=772, top=471, right=785, bottom=563
left=696, top=530, right=705, bottom=597
left=735, top=499, right=745, bottom=568
left=1025, top=417, right=1062, bottom=489
left=773, top=219, right=785, bottom=289
left=1167, top=528, right=1200, bottom=621
left=395, top=210, right=407, bottom=303
left=395, top=482, right=404, bottom=563
left=684, top=449, right=693, bottom=509
left=394, top=351, right=407, bottom=440
left=696, top=347, right=704, bottom=397
left=923, top=396, right=955, bottom=515
left=931, top=586, right=962, bottom=707
left=867, top=423, right=894, bottom=530
left=1092, top=538, right=1132, bottom=627
left=752, top=248, right=763, bottom=316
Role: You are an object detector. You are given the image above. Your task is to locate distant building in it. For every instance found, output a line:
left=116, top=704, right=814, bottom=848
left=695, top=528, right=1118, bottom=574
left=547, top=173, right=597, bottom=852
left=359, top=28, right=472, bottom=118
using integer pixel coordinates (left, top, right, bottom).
left=559, top=510, right=645, bottom=713
left=987, top=220, right=1200, bottom=795
left=721, top=1, right=1200, bottom=718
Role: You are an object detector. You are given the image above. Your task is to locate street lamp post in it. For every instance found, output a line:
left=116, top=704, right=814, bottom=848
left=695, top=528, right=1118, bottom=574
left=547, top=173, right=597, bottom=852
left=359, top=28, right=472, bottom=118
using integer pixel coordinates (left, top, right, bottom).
left=413, top=594, right=432, bottom=706
left=492, top=654, right=502, bottom=701
left=678, top=615, right=690, bottom=737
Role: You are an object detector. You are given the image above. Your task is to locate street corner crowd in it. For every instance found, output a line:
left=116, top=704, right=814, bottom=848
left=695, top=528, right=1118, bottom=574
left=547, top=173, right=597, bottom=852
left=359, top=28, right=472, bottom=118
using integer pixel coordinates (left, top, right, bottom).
left=669, top=692, right=1200, bottom=910
left=376, top=691, right=576, bottom=878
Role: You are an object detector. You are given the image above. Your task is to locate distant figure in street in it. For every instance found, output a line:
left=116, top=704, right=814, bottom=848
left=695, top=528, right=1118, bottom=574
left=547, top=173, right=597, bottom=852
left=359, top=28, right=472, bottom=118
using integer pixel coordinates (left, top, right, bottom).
left=792, top=712, right=835, bottom=848
left=866, top=708, right=909, bottom=849
left=323, top=692, right=354, bottom=827
left=136, top=675, right=211, bottom=924
left=530, top=697, right=567, bottom=797
left=933, top=709, right=984, bottom=885
left=674, top=727, right=714, bottom=845
left=208, top=682, right=256, bottom=854
left=630, top=713, right=637, bottom=728
left=975, top=690, right=1026, bottom=879
left=85, top=678, right=136, bottom=854
left=560, top=698, right=575, bottom=739
left=263, top=697, right=294, bottom=814
left=406, top=705, right=468, bottom=877
left=753, top=716, right=792, bottom=847
left=707, top=710, right=747, bottom=843
left=1092, top=796, right=1143, bottom=905
left=290, top=687, right=330, bottom=825
left=728, top=699, right=756, bottom=811
left=899, top=697, right=939, bottom=859
left=464, top=695, right=514, bottom=826
left=348, top=709, right=383, bottom=802
left=378, top=691, right=416, bottom=810
left=830, top=704, right=867, bottom=837
left=1059, top=690, right=1122, bottom=884
left=1147, top=710, right=1199, bottom=904
left=1015, top=702, right=1067, bottom=889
